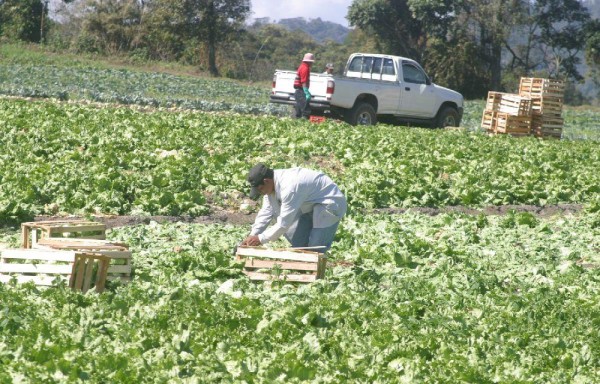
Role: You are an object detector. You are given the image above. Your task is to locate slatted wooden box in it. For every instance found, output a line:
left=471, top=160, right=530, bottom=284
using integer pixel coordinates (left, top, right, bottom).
left=34, top=238, right=132, bottom=283
left=532, top=115, right=564, bottom=138
left=498, top=94, right=532, bottom=116
left=519, top=77, right=565, bottom=98
left=485, top=91, right=506, bottom=111
left=235, top=246, right=327, bottom=283
left=531, top=97, right=563, bottom=117
left=0, top=249, right=110, bottom=293
left=494, top=112, right=532, bottom=136
left=481, top=109, right=496, bottom=132
left=21, top=220, right=106, bottom=249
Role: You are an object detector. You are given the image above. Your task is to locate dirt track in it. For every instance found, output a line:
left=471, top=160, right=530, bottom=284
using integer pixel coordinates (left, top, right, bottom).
left=34, top=204, right=583, bottom=230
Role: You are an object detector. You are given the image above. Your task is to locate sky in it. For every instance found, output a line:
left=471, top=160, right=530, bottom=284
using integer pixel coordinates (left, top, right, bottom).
left=48, top=0, right=354, bottom=28
left=250, top=0, right=353, bottom=27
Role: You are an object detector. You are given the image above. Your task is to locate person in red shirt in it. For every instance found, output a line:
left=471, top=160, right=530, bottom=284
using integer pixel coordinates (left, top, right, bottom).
left=293, top=53, right=314, bottom=119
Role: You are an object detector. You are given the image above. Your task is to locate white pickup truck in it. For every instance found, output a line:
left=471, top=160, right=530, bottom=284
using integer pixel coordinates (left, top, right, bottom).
left=270, top=53, right=464, bottom=127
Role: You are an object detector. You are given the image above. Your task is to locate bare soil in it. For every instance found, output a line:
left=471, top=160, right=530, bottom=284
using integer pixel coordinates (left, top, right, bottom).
left=33, top=204, right=583, bottom=230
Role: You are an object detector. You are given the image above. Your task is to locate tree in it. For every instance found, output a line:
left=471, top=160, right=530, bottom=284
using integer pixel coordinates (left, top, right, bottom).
left=505, top=0, right=592, bottom=81
left=0, top=0, right=46, bottom=42
left=347, top=0, right=424, bottom=60
left=148, top=0, right=250, bottom=76
left=79, top=0, right=144, bottom=54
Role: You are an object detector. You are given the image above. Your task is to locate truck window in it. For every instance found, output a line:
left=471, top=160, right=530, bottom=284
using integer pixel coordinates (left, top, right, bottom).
left=348, top=57, right=363, bottom=72
left=361, top=57, right=373, bottom=79
left=381, top=58, right=396, bottom=81
left=371, top=58, right=383, bottom=79
left=402, top=63, right=427, bottom=84
left=382, top=59, right=394, bottom=75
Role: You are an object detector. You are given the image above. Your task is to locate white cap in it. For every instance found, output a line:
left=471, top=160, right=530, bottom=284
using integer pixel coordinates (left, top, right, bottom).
left=302, top=53, right=315, bottom=62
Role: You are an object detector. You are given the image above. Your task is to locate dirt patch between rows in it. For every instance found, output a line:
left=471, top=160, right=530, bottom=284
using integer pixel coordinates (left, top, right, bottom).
left=34, top=204, right=584, bottom=230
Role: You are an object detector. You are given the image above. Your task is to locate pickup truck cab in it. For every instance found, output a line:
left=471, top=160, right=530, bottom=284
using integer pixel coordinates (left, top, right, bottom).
left=270, top=53, right=464, bottom=127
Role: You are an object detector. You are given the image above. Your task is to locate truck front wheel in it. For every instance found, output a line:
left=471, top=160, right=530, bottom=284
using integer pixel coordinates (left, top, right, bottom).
left=436, top=106, right=460, bottom=128
left=346, top=102, right=377, bottom=126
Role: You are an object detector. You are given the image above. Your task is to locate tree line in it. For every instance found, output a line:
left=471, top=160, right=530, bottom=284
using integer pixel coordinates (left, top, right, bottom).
left=1, top=0, right=599, bottom=101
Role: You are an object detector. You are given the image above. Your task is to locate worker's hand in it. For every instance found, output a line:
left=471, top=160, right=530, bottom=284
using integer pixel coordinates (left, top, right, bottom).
left=241, top=235, right=261, bottom=247
left=303, top=87, right=311, bottom=102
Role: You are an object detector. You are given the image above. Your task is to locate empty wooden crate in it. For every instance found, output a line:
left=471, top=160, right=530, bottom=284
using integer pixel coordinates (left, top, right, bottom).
left=494, top=112, right=532, bottom=136
left=519, top=77, right=565, bottom=98
left=21, top=220, right=106, bottom=249
left=34, top=238, right=132, bottom=283
left=235, top=246, right=327, bottom=283
left=0, top=249, right=110, bottom=293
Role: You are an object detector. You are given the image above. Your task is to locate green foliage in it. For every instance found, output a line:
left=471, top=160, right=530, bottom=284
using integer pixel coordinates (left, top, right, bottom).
left=0, top=0, right=45, bottom=42
left=0, top=212, right=599, bottom=381
left=0, top=97, right=598, bottom=222
left=348, top=0, right=424, bottom=60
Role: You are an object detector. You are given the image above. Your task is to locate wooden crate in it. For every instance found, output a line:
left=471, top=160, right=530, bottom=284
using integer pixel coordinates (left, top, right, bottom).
left=531, top=96, right=563, bottom=117
left=498, top=94, right=532, bottom=116
left=532, top=115, right=563, bottom=138
left=34, top=238, right=132, bottom=283
left=0, top=249, right=110, bottom=292
left=235, top=246, right=327, bottom=283
left=481, top=109, right=496, bottom=132
left=519, top=77, right=565, bottom=98
left=70, top=253, right=110, bottom=293
left=22, top=220, right=106, bottom=249
left=494, top=112, right=531, bottom=136
left=485, top=91, right=506, bottom=111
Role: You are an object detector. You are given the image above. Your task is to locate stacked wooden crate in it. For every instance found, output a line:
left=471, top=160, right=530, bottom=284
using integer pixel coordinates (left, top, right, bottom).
left=1, top=220, right=132, bottom=292
left=481, top=77, right=564, bottom=138
left=481, top=91, right=532, bottom=136
left=519, top=78, right=565, bottom=138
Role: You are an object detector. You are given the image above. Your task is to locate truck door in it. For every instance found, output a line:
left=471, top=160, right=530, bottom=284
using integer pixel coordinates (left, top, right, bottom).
left=399, top=62, right=437, bottom=117
left=375, top=58, right=401, bottom=114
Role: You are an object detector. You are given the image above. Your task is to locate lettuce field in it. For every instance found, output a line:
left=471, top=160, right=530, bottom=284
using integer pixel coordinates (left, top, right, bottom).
left=1, top=53, right=600, bottom=382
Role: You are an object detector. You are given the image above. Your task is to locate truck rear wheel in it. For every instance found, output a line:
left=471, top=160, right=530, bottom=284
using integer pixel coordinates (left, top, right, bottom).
left=436, top=106, right=460, bottom=128
left=346, top=102, right=377, bottom=126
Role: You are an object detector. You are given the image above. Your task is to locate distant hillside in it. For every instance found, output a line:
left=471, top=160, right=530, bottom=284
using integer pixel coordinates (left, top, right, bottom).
left=253, top=17, right=350, bottom=44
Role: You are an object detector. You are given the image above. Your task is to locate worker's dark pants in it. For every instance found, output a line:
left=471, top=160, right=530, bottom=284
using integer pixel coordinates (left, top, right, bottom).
left=284, top=212, right=340, bottom=252
left=294, top=88, right=311, bottom=119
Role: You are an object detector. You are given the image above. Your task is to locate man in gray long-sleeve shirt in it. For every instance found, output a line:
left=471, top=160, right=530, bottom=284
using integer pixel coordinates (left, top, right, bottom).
left=241, top=163, right=347, bottom=252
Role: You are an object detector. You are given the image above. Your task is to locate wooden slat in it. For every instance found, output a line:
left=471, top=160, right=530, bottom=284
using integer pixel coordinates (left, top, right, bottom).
left=36, top=238, right=128, bottom=249
left=1, top=249, right=76, bottom=262
left=0, top=263, right=72, bottom=274
left=82, top=258, right=95, bottom=292
left=95, top=258, right=110, bottom=293
left=0, top=274, right=67, bottom=286
left=236, top=247, right=321, bottom=262
left=244, top=271, right=317, bottom=282
left=34, top=245, right=132, bottom=259
left=73, top=257, right=86, bottom=290
left=48, top=225, right=105, bottom=233
left=107, top=265, right=131, bottom=274
left=243, top=259, right=318, bottom=271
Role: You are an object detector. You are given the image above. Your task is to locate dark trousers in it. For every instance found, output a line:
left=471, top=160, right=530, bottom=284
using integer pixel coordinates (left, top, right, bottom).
left=284, top=212, right=340, bottom=252
left=294, top=88, right=311, bottom=119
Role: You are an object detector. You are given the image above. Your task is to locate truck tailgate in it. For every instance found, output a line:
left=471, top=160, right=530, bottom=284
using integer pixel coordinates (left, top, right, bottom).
left=270, top=70, right=332, bottom=108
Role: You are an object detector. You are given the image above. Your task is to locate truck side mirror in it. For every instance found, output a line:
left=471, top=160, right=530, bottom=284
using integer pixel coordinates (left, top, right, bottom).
left=426, top=77, right=432, bottom=85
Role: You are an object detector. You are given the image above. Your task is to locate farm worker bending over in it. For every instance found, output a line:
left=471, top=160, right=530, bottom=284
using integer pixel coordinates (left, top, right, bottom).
left=241, top=163, right=347, bottom=252
left=293, top=52, right=315, bottom=119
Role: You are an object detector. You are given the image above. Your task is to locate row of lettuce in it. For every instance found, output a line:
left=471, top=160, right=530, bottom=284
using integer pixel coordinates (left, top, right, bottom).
left=1, top=63, right=600, bottom=140
left=0, top=98, right=599, bottom=222
left=0, top=211, right=598, bottom=381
